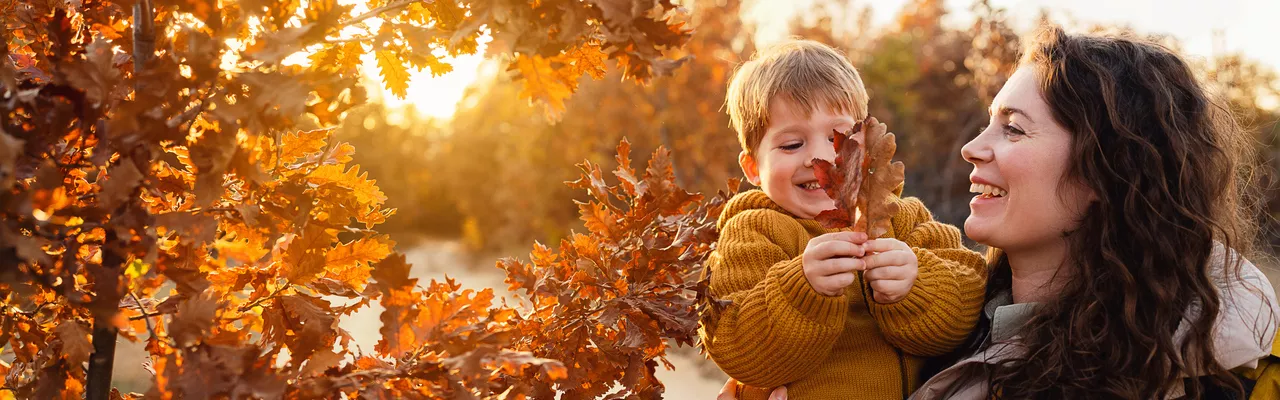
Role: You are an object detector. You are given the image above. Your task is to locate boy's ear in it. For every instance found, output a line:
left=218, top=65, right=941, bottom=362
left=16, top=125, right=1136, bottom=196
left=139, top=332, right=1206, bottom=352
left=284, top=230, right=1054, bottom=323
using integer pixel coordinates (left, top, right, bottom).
left=738, top=151, right=761, bottom=186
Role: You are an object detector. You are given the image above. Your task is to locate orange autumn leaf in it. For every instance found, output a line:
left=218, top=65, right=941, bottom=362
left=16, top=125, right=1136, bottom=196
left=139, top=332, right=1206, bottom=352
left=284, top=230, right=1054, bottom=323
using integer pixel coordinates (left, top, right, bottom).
left=283, top=224, right=338, bottom=284
left=555, top=42, right=609, bottom=80
left=279, top=129, right=333, bottom=165
left=513, top=54, right=574, bottom=119
left=322, top=235, right=392, bottom=291
left=323, top=235, right=393, bottom=270
left=306, top=164, right=388, bottom=205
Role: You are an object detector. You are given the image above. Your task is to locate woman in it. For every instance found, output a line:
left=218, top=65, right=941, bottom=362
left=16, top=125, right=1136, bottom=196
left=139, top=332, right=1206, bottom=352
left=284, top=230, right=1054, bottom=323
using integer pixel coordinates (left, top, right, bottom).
left=720, top=26, right=1278, bottom=399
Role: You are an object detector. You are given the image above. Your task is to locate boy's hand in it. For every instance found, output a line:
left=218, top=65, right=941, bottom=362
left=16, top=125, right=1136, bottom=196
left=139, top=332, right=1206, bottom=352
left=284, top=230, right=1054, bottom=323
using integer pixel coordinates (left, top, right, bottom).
left=861, top=238, right=918, bottom=303
left=802, top=231, right=868, bottom=296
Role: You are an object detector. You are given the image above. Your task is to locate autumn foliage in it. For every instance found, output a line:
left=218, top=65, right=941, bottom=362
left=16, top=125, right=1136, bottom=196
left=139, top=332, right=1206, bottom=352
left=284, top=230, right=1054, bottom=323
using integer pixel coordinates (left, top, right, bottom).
left=0, top=0, right=726, bottom=398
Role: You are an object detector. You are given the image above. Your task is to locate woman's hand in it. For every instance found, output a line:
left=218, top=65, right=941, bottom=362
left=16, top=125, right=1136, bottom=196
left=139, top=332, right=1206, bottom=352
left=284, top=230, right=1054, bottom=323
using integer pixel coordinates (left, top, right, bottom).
left=717, top=378, right=788, bottom=400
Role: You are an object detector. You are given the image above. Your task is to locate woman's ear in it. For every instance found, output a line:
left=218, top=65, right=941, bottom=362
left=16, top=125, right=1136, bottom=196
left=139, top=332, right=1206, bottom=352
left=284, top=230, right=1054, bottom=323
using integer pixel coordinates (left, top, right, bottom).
left=739, top=151, right=761, bottom=186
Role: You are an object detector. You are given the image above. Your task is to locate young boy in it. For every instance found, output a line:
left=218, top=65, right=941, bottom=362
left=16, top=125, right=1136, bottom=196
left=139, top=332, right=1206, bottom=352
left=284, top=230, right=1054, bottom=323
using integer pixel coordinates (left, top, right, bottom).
left=699, top=40, right=987, bottom=400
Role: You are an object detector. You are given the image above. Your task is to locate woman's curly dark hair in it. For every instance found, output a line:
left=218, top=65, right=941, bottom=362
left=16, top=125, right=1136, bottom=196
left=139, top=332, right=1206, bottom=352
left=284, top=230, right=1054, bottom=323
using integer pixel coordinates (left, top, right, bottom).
left=978, top=26, right=1270, bottom=398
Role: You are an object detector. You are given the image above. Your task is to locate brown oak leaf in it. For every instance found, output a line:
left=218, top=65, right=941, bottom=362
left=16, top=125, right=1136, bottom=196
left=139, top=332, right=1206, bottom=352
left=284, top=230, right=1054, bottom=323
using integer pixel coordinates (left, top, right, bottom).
left=856, top=118, right=906, bottom=238
left=55, top=320, right=92, bottom=366
left=813, top=116, right=905, bottom=237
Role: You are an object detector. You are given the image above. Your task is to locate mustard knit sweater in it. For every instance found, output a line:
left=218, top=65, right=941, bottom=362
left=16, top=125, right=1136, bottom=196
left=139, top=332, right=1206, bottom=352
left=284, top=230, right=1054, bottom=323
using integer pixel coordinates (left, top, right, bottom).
left=699, top=190, right=987, bottom=400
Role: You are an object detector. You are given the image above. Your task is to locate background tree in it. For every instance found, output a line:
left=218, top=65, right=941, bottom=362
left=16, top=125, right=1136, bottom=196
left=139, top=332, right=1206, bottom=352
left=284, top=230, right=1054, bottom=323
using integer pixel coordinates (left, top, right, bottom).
left=0, top=0, right=714, bottom=398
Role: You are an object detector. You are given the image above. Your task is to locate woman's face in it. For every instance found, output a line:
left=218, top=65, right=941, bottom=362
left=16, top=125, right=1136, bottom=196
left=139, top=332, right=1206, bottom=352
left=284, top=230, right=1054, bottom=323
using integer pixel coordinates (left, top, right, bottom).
left=961, top=67, right=1094, bottom=253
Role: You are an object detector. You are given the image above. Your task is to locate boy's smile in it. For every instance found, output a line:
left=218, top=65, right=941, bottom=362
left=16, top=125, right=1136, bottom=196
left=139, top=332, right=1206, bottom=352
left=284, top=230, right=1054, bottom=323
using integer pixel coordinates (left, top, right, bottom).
left=739, top=98, right=862, bottom=219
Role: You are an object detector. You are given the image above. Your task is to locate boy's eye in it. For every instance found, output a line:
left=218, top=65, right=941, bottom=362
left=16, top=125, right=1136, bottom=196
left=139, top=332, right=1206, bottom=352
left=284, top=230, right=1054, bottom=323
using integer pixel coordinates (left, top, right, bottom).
left=780, top=142, right=802, bottom=151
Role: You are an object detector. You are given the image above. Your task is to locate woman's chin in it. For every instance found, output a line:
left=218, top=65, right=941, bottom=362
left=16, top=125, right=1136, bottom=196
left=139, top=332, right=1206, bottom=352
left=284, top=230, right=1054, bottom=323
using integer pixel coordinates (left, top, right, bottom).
left=963, top=217, right=995, bottom=245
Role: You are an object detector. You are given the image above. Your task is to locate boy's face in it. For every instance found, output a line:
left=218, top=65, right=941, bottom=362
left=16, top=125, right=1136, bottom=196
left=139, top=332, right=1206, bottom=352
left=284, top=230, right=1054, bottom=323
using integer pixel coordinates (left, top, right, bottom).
left=739, top=98, right=860, bottom=219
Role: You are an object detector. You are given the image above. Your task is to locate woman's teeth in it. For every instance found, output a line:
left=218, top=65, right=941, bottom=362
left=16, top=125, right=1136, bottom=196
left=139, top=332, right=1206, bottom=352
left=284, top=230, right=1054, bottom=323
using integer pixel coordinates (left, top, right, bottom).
left=970, top=183, right=1007, bottom=198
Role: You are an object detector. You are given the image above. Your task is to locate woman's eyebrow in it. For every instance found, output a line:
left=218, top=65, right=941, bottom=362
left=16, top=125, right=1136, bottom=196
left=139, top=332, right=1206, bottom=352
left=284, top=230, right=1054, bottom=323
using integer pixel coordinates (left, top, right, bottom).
left=989, top=105, right=1036, bottom=123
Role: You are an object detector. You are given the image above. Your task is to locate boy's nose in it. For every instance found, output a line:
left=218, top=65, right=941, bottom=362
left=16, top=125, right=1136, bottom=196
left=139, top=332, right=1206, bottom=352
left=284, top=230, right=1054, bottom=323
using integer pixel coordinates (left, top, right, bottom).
left=808, top=144, right=836, bottom=167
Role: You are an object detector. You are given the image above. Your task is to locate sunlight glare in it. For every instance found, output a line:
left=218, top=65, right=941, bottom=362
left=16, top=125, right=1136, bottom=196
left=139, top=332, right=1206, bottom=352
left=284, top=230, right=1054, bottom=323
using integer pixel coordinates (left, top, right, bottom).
left=367, top=36, right=492, bottom=120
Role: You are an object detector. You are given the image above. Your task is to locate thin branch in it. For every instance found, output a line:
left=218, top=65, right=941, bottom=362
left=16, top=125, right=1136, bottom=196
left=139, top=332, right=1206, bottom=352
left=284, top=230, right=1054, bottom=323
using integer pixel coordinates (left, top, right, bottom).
left=341, top=0, right=419, bottom=28
left=14, top=302, right=55, bottom=317
left=322, top=35, right=375, bottom=44
left=238, top=283, right=291, bottom=313
left=128, top=292, right=158, bottom=340
left=191, top=207, right=238, bottom=214
left=167, top=87, right=224, bottom=130
left=128, top=311, right=166, bottom=321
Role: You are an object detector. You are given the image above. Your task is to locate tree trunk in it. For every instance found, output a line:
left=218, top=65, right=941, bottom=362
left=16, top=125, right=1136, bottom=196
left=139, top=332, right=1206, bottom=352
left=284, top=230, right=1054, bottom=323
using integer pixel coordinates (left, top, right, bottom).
left=87, top=3, right=155, bottom=399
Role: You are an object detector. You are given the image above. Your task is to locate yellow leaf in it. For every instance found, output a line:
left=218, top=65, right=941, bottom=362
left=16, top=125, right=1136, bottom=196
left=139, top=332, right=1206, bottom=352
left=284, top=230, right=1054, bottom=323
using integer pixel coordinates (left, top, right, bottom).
left=340, top=42, right=365, bottom=73
left=307, top=164, right=387, bottom=205
left=308, top=44, right=344, bottom=72
left=125, top=259, right=151, bottom=281
left=404, top=3, right=431, bottom=24
left=513, top=55, right=573, bottom=119
left=280, top=128, right=332, bottom=165
left=376, top=50, right=411, bottom=99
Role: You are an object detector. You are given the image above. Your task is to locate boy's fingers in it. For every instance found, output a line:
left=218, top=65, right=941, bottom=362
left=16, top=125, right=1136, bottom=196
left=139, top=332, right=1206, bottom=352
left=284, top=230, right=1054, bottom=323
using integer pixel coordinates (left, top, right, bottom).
left=869, top=278, right=909, bottom=295
left=862, top=238, right=908, bottom=253
left=717, top=379, right=738, bottom=400
left=811, top=257, right=861, bottom=277
left=873, top=291, right=899, bottom=304
left=823, top=231, right=868, bottom=244
left=863, top=264, right=910, bottom=281
left=862, top=250, right=913, bottom=270
left=768, top=386, right=788, bottom=400
left=812, top=240, right=863, bottom=260
left=823, top=271, right=856, bottom=289
left=825, top=258, right=864, bottom=275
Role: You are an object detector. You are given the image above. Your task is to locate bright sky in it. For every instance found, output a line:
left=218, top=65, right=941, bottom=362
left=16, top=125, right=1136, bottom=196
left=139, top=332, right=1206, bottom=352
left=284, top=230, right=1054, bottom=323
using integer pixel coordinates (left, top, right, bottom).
left=365, top=41, right=495, bottom=120
left=749, top=0, right=1280, bottom=67
left=376, top=0, right=1280, bottom=119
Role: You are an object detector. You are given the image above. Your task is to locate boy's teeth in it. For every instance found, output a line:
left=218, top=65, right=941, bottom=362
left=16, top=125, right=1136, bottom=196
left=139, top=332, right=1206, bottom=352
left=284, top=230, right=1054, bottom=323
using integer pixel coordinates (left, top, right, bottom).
left=800, top=182, right=821, bottom=190
left=969, top=183, right=1007, bottom=197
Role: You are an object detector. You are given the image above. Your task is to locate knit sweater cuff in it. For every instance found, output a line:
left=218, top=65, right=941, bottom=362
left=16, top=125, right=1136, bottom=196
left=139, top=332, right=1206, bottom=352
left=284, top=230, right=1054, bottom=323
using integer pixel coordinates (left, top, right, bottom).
left=866, top=248, right=984, bottom=355
left=768, top=257, right=846, bottom=325
left=870, top=249, right=957, bottom=312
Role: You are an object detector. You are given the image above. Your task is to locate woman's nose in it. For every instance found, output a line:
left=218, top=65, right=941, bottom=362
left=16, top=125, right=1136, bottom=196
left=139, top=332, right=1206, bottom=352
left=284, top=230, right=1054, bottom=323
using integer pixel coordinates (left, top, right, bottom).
left=961, top=130, right=992, bottom=165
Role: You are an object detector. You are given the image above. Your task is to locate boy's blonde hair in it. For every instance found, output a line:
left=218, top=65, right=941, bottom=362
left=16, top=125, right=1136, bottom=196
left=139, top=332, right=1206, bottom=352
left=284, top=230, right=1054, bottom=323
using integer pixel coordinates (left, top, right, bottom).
left=726, top=40, right=869, bottom=154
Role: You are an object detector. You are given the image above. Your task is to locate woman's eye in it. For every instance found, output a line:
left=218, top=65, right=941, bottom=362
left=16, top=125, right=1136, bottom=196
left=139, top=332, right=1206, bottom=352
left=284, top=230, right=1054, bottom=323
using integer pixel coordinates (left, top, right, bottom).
left=1002, top=124, right=1026, bottom=136
left=780, top=142, right=802, bottom=150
